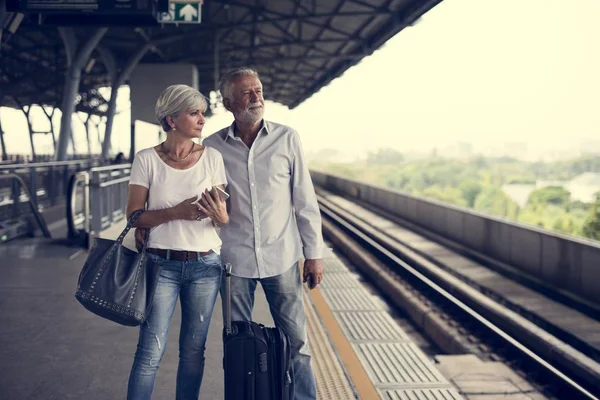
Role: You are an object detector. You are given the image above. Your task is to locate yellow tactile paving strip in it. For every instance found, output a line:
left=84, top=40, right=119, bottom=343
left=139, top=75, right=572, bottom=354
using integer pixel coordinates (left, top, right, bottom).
left=305, top=290, right=358, bottom=399
left=303, top=253, right=381, bottom=400
left=307, top=286, right=380, bottom=400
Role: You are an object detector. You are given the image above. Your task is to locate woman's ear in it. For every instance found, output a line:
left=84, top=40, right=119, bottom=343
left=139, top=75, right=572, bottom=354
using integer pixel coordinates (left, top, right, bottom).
left=166, top=115, right=176, bottom=130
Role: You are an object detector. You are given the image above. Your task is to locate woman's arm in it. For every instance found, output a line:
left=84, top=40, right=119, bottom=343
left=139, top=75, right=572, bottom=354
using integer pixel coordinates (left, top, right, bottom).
left=126, top=184, right=204, bottom=228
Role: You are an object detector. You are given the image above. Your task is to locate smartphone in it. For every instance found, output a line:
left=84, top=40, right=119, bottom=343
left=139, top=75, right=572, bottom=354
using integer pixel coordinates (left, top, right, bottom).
left=214, top=186, right=230, bottom=201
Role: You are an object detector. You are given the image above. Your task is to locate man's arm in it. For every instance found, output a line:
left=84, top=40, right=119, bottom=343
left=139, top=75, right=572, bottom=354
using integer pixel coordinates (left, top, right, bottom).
left=290, top=131, right=325, bottom=288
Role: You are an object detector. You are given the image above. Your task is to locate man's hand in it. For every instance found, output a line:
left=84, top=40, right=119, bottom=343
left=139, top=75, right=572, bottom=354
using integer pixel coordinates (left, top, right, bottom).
left=303, top=259, right=324, bottom=290
left=134, top=228, right=148, bottom=252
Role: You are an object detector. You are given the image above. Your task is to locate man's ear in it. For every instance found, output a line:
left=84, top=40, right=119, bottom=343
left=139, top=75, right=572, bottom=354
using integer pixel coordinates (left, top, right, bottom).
left=223, top=98, right=232, bottom=112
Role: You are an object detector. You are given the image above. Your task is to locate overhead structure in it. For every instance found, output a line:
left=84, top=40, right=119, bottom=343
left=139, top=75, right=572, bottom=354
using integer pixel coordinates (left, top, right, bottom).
left=1, top=0, right=443, bottom=115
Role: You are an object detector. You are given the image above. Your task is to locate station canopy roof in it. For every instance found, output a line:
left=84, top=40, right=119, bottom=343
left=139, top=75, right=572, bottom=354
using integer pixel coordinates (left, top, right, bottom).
left=0, top=0, right=442, bottom=116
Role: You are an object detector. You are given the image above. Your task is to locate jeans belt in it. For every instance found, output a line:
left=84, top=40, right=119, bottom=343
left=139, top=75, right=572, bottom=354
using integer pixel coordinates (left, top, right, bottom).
left=147, top=248, right=213, bottom=261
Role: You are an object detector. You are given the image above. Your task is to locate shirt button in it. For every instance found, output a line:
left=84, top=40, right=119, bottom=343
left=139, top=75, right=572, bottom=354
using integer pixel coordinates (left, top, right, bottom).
left=257, top=248, right=261, bottom=252
left=251, top=182, right=255, bottom=186
left=253, top=205, right=257, bottom=209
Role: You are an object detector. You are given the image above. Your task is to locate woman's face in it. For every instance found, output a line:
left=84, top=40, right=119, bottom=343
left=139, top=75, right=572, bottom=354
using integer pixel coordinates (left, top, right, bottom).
left=171, top=106, right=206, bottom=138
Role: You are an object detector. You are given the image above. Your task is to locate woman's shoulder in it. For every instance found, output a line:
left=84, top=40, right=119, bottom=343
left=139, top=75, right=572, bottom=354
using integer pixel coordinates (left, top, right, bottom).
left=135, top=147, right=158, bottom=159
left=133, top=147, right=161, bottom=163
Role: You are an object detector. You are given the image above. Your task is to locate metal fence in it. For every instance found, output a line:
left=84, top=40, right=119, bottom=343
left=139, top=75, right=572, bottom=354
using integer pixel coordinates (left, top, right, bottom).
left=0, top=160, right=102, bottom=242
left=68, top=164, right=131, bottom=241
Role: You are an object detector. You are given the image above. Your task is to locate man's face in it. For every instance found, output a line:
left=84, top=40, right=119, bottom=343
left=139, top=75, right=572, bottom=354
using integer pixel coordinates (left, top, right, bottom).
left=227, top=75, right=265, bottom=124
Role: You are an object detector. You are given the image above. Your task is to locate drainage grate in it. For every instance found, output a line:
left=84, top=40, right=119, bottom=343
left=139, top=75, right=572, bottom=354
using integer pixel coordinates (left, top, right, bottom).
left=304, top=292, right=357, bottom=400
left=355, top=343, right=448, bottom=387
left=337, top=311, right=410, bottom=342
left=379, top=388, right=463, bottom=399
left=321, top=289, right=383, bottom=311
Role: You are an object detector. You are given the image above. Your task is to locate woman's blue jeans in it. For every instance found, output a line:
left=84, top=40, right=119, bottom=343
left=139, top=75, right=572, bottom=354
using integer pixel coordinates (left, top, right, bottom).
left=127, top=251, right=223, bottom=400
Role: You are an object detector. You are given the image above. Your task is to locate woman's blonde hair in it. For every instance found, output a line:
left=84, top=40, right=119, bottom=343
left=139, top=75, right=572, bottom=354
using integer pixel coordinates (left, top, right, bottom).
left=155, top=85, right=207, bottom=131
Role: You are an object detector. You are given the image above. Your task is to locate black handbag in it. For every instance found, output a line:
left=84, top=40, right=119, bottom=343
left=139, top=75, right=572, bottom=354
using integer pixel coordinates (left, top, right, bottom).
left=75, top=210, right=162, bottom=326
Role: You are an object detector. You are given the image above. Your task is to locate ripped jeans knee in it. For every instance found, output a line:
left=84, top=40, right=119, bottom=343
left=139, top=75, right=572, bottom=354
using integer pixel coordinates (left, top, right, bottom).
left=131, top=323, right=169, bottom=373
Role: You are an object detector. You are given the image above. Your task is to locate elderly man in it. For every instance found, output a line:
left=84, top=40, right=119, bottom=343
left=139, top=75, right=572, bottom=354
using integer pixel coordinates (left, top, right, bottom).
left=204, top=67, right=325, bottom=400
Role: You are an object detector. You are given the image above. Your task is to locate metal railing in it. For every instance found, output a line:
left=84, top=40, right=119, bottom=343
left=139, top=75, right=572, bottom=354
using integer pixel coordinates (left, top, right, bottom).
left=68, top=164, right=131, bottom=246
left=0, top=159, right=108, bottom=242
left=89, top=164, right=131, bottom=233
left=0, top=159, right=102, bottom=211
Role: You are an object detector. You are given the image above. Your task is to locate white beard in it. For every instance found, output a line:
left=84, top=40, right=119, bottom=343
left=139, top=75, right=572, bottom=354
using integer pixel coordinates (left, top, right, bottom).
left=238, top=106, right=264, bottom=125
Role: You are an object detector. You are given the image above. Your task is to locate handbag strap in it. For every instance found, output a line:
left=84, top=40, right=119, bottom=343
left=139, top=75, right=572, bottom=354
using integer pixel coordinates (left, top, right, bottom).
left=115, top=209, right=145, bottom=245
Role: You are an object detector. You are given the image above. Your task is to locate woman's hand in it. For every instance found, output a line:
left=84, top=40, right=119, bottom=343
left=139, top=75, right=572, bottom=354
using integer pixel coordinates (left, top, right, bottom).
left=198, top=187, right=229, bottom=226
left=171, top=195, right=206, bottom=221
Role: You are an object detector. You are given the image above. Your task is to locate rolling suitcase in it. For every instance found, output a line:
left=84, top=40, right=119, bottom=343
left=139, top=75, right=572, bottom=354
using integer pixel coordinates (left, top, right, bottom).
left=222, top=263, right=294, bottom=400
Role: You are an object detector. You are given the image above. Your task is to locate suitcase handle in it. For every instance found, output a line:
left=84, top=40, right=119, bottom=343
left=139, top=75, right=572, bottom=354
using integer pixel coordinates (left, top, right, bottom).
left=224, top=263, right=233, bottom=335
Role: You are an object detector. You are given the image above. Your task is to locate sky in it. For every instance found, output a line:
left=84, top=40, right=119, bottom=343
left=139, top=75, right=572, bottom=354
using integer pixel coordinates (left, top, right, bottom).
left=1, top=0, right=600, bottom=161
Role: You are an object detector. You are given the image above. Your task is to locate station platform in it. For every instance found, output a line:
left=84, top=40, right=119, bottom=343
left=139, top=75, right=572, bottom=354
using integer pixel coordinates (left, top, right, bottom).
left=0, top=220, right=462, bottom=400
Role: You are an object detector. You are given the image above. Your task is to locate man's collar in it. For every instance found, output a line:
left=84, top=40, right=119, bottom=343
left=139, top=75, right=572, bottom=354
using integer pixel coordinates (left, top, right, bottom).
left=224, top=119, right=269, bottom=141
left=225, top=121, right=236, bottom=141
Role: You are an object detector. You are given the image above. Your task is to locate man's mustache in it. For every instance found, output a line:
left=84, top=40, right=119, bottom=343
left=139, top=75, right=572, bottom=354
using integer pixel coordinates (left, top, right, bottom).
left=247, top=102, right=263, bottom=109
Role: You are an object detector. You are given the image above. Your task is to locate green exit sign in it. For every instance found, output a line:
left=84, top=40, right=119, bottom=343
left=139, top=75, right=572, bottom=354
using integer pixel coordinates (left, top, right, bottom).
left=158, top=1, right=202, bottom=24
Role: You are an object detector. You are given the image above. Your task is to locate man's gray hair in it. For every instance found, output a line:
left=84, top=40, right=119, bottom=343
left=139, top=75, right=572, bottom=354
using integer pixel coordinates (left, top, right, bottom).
left=155, top=84, right=207, bottom=131
left=219, top=67, right=260, bottom=101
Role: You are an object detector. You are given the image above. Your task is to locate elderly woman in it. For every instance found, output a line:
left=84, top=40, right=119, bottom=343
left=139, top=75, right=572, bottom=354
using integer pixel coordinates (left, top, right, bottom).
left=126, top=84, right=229, bottom=399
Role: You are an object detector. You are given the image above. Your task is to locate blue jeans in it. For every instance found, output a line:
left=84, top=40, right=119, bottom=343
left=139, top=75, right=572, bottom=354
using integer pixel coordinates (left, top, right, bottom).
left=221, top=262, right=317, bottom=400
left=128, top=251, right=223, bottom=400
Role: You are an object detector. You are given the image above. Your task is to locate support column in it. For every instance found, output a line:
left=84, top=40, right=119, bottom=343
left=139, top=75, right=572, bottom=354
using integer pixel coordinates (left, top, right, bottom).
left=41, top=106, right=57, bottom=151
left=55, top=27, right=107, bottom=161
left=21, top=105, right=36, bottom=161
left=99, top=43, right=151, bottom=159
left=129, top=121, right=135, bottom=161
left=0, top=0, right=6, bottom=44
left=96, top=116, right=103, bottom=149
left=70, top=122, right=76, bottom=156
left=0, top=107, right=7, bottom=161
left=84, top=114, right=92, bottom=156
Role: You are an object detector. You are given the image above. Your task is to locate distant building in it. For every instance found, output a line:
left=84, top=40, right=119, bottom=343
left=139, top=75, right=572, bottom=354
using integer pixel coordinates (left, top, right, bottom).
left=443, top=141, right=473, bottom=159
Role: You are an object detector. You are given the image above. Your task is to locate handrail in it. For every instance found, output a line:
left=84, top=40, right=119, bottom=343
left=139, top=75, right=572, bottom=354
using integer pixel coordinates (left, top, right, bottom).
left=0, top=174, right=51, bottom=238
left=98, top=176, right=130, bottom=188
left=0, top=159, right=97, bottom=171
left=89, top=163, right=132, bottom=172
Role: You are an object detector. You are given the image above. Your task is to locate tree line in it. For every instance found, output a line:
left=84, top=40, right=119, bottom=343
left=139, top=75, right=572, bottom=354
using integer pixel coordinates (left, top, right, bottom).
left=311, top=150, right=600, bottom=241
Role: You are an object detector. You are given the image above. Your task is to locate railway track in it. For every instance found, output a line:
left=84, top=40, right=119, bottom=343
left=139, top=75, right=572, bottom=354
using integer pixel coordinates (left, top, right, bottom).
left=317, top=192, right=600, bottom=400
